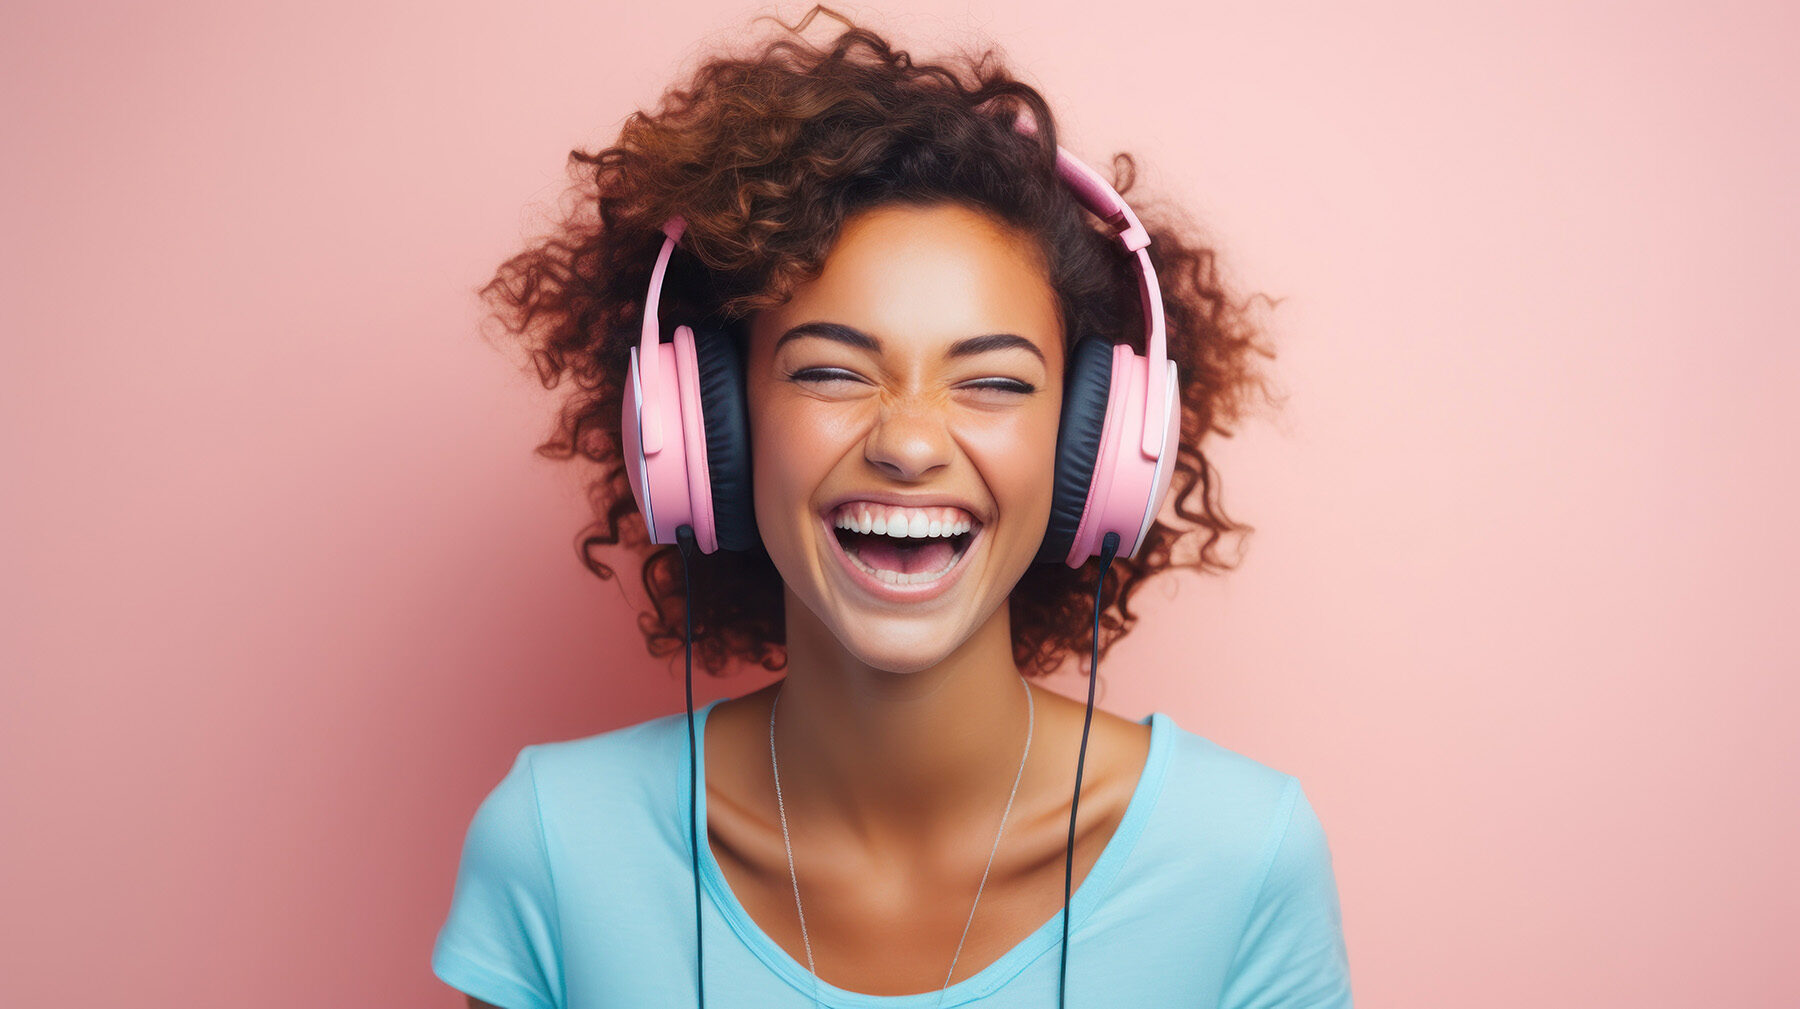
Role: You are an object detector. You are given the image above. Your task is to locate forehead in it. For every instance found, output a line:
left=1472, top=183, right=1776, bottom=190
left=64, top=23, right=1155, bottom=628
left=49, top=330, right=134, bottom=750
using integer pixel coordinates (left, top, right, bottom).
left=753, top=202, right=1062, bottom=357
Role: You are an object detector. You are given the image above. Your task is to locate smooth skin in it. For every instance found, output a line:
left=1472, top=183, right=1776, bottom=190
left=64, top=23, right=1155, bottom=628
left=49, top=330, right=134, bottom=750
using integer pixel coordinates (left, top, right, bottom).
left=709, top=202, right=1152, bottom=996
left=464, top=202, right=1151, bottom=1009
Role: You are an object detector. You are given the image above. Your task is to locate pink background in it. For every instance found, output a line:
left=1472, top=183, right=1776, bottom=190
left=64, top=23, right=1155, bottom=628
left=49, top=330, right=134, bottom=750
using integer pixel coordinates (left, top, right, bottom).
left=4, top=1, right=1795, bottom=1005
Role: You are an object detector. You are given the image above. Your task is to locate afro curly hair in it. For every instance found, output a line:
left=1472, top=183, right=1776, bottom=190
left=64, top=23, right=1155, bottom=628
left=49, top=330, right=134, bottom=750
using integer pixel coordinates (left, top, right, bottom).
left=476, top=5, right=1284, bottom=680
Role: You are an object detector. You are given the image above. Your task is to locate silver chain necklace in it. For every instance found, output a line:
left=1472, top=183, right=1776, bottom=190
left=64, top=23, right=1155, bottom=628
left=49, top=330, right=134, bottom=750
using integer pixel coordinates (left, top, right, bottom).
left=769, top=674, right=1034, bottom=1008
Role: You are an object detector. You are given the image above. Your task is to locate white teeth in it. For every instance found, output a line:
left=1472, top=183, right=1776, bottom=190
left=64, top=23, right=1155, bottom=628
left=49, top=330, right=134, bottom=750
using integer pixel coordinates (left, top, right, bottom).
left=830, top=505, right=974, bottom=540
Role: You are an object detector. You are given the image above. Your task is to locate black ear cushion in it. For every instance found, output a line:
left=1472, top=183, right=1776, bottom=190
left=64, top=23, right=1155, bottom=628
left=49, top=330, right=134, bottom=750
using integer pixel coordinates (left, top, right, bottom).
left=690, top=325, right=760, bottom=552
left=1036, top=335, right=1115, bottom=565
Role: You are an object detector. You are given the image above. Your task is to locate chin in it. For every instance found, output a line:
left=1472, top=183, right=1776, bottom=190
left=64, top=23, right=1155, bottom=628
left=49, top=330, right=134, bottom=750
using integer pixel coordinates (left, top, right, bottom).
left=787, top=575, right=984, bottom=675
left=827, top=624, right=968, bottom=675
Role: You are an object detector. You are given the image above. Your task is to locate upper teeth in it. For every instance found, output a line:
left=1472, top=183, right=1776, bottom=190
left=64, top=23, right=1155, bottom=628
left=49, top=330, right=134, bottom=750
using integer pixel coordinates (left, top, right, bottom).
left=831, top=503, right=974, bottom=539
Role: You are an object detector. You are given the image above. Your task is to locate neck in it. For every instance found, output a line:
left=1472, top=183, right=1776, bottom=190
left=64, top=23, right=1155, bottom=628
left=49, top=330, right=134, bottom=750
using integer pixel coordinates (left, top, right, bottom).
left=771, top=584, right=1036, bottom=854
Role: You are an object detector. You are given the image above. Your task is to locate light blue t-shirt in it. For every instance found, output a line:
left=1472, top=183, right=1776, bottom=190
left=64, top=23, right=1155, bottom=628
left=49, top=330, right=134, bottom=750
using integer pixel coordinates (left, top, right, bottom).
left=432, top=697, right=1353, bottom=1008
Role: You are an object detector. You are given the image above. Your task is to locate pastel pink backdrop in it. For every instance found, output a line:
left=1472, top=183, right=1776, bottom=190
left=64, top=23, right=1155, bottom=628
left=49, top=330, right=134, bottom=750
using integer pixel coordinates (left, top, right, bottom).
left=3, top=1, right=1794, bottom=1006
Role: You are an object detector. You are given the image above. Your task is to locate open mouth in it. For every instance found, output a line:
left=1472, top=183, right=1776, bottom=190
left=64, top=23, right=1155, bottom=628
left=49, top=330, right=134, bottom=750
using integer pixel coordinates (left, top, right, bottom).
left=829, top=522, right=979, bottom=587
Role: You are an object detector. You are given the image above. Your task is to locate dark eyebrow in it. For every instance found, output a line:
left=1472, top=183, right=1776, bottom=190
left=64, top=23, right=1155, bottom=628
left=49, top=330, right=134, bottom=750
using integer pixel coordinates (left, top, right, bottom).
left=773, top=321, right=1047, bottom=365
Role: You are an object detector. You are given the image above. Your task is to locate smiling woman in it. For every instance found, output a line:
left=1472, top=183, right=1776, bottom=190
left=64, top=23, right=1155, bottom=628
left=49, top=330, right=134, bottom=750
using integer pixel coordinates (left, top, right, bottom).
left=743, top=202, right=1067, bottom=670
left=477, top=21, right=1280, bottom=679
left=433, top=5, right=1351, bottom=1009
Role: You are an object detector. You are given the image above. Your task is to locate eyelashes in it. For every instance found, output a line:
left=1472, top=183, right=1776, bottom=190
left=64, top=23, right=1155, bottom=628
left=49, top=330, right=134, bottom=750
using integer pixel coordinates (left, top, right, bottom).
left=787, top=367, right=1037, bottom=395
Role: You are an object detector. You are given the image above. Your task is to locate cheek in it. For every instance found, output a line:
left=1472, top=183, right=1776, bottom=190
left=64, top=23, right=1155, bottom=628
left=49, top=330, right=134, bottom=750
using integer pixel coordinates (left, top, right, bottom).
left=956, top=405, right=1061, bottom=526
left=746, top=398, right=847, bottom=544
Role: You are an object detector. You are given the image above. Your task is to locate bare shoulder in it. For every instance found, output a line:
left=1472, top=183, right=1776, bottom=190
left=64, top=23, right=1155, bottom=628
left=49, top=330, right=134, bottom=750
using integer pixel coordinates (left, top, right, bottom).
left=703, top=683, right=780, bottom=804
left=1028, top=680, right=1152, bottom=762
left=466, top=998, right=500, bottom=1009
left=1015, top=680, right=1153, bottom=830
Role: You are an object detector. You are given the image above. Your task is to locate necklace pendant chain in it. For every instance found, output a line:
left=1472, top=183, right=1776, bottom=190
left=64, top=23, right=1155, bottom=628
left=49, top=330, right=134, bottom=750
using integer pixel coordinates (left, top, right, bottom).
left=769, top=674, right=1035, bottom=1009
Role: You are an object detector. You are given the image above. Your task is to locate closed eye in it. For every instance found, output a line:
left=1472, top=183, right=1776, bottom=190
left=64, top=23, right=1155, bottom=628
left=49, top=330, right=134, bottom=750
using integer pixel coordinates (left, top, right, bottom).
left=788, top=367, right=863, bottom=385
left=788, top=368, right=1035, bottom=394
left=963, top=378, right=1037, bottom=394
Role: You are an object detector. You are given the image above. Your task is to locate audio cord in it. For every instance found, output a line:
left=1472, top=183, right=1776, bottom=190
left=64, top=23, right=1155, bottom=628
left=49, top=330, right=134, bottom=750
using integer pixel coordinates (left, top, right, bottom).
left=676, top=526, right=705, bottom=1009
left=676, top=525, right=1122, bottom=1008
left=1062, top=529, right=1119, bottom=1008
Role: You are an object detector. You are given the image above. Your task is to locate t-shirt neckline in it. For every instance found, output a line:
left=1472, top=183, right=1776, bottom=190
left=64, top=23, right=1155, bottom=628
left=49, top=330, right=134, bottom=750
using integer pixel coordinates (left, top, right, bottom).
left=682, top=694, right=1175, bottom=1009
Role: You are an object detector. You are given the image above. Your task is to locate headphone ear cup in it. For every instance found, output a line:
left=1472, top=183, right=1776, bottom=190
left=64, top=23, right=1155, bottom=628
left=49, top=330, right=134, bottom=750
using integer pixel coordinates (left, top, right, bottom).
left=1037, top=335, right=1114, bottom=565
left=690, top=325, right=759, bottom=552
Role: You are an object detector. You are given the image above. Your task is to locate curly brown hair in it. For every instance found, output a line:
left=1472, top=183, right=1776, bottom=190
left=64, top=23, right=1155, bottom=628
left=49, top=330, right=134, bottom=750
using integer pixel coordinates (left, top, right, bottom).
left=476, top=5, right=1283, bottom=680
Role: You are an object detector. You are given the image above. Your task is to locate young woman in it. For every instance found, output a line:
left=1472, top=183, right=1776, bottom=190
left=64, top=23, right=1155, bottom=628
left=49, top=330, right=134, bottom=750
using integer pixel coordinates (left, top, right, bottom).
left=433, top=7, right=1352, bottom=1008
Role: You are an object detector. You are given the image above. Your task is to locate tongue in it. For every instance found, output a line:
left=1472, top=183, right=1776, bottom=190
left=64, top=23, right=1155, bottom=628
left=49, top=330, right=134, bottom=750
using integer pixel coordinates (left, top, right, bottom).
left=851, top=534, right=955, bottom=575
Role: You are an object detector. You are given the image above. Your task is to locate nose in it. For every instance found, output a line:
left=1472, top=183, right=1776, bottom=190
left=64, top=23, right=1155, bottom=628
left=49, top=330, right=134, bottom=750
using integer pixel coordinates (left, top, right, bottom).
left=863, top=392, right=954, bottom=482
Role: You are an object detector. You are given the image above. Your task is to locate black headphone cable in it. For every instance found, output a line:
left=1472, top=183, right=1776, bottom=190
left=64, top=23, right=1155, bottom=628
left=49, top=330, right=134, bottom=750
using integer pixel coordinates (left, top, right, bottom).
left=676, top=525, right=705, bottom=1009
left=1060, top=528, right=1121, bottom=1009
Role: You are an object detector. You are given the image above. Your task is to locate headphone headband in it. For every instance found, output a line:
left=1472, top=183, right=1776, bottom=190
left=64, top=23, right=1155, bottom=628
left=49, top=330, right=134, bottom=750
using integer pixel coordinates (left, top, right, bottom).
left=634, top=114, right=1168, bottom=460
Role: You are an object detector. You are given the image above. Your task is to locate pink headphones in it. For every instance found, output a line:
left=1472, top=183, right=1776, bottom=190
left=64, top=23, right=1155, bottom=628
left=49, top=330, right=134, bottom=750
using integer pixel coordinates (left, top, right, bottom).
left=621, top=114, right=1180, bottom=568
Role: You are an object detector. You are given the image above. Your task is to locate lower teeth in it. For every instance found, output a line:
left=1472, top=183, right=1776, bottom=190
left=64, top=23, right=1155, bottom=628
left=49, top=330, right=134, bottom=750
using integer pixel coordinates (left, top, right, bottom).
left=843, top=541, right=966, bottom=586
